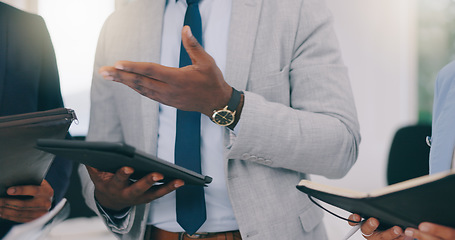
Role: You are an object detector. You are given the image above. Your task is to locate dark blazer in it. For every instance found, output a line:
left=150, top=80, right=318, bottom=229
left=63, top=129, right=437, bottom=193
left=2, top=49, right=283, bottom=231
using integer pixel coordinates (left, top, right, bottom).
left=0, top=2, right=72, bottom=230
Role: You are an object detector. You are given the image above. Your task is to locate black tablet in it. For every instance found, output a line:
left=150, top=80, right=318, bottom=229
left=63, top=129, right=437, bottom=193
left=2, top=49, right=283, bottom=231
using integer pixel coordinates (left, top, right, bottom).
left=35, top=139, right=212, bottom=186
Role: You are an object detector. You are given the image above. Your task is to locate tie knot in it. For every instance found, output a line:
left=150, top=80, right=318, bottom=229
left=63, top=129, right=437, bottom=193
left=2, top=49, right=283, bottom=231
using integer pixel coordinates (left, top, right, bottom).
left=187, top=0, right=199, bottom=5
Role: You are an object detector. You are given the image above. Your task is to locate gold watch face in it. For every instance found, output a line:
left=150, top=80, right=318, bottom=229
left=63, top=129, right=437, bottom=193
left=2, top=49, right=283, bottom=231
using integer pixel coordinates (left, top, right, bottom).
left=212, top=110, right=234, bottom=126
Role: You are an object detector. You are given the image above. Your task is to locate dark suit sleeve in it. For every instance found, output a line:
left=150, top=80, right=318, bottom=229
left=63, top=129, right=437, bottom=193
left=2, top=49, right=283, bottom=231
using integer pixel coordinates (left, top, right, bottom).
left=46, top=154, right=73, bottom=205
left=36, top=16, right=64, bottom=111
left=33, top=16, right=73, bottom=205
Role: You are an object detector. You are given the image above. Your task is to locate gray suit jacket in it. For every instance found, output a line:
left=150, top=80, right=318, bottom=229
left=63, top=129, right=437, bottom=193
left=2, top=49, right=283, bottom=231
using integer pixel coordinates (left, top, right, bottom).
left=80, top=0, right=361, bottom=239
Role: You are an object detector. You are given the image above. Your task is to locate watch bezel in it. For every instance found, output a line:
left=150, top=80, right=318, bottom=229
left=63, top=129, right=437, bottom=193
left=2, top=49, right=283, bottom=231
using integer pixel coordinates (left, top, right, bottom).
left=212, top=107, right=236, bottom=126
left=211, top=87, right=242, bottom=127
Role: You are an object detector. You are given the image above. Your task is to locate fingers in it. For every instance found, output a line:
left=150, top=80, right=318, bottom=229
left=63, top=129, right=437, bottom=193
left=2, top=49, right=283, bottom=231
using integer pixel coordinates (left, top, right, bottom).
left=99, top=64, right=177, bottom=103
left=87, top=166, right=132, bottom=187
left=370, top=226, right=403, bottom=240
left=360, top=217, right=380, bottom=237
left=99, top=26, right=209, bottom=85
left=112, top=167, right=135, bottom=186
left=0, top=180, right=54, bottom=223
left=354, top=217, right=403, bottom=240
left=100, top=167, right=136, bottom=197
left=0, top=197, right=51, bottom=212
left=124, top=172, right=164, bottom=197
left=123, top=173, right=184, bottom=201
left=90, top=166, right=184, bottom=211
left=7, top=180, right=53, bottom=198
left=99, top=62, right=179, bottom=86
left=86, top=165, right=106, bottom=180
left=405, top=222, right=455, bottom=240
left=143, top=179, right=185, bottom=200
left=114, top=61, right=179, bottom=83
left=181, top=26, right=211, bottom=66
left=405, top=228, right=440, bottom=240
left=2, top=180, right=53, bottom=211
left=348, top=213, right=362, bottom=226
left=0, top=205, right=47, bottom=223
left=419, top=222, right=455, bottom=240
left=7, top=186, right=39, bottom=197
left=86, top=165, right=110, bottom=186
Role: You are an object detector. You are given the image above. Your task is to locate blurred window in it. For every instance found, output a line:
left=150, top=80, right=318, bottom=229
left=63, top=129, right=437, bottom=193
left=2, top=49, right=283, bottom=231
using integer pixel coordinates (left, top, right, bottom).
left=418, top=0, right=455, bottom=123
left=37, top=0, right=115, bottom=136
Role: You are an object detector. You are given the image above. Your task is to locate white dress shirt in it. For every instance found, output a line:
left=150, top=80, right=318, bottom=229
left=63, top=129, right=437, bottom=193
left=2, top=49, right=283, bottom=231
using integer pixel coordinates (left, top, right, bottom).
left=429, top=61, right=455, bottom=174
left=149, top=0, right=238, bottom=232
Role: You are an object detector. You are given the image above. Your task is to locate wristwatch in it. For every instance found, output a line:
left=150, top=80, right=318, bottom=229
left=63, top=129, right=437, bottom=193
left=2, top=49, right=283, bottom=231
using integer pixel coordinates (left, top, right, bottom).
left=211, top=87, right=242, bottom=127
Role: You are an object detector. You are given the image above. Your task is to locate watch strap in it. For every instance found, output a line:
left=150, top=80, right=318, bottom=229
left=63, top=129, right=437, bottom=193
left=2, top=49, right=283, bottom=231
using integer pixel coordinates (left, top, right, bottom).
left=226, top=87, right=242, bottom=112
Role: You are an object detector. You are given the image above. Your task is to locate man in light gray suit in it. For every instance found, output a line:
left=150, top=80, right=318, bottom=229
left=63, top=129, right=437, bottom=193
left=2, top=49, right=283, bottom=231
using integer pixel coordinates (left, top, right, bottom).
left=79, top=0, right=361, bottom=239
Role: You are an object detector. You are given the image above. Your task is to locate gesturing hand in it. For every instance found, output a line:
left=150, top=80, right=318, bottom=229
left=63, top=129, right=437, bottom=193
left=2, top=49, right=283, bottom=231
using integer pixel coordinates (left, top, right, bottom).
left=99, top=26, right=232, bottom=117
left=0, top=180, right=54, bottom=223
left=86, top=166, right=184, bottom=211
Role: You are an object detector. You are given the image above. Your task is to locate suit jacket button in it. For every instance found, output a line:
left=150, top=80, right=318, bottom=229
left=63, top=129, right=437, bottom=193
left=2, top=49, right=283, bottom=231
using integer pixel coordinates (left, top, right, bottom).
left=242, top=153, right=250, bottom=160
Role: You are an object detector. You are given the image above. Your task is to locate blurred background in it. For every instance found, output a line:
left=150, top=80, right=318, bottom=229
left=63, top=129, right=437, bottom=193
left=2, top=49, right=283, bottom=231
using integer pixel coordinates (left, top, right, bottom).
left=2, top=0, right=454, bottom=239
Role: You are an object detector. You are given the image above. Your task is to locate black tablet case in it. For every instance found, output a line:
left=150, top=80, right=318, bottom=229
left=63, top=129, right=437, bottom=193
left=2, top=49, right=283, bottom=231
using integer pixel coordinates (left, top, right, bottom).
left=0, top=108, right=76, bottom=197
left=297, top=172, right=455, bottom=229
left=35, top=139, right=212, bottom=186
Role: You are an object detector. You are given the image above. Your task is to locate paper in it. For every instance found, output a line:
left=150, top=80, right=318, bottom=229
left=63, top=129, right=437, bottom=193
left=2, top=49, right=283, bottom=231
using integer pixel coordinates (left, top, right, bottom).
left=3, top=198, right=70, bottom=240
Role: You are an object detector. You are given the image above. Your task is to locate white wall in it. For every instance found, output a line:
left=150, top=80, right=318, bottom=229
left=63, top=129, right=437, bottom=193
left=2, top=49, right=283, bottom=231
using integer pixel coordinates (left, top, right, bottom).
left=321, top=0, right=418, bottom=191
left=314, top=1, right=418, bottom=239
left=37, top=1, right=114, bottom=136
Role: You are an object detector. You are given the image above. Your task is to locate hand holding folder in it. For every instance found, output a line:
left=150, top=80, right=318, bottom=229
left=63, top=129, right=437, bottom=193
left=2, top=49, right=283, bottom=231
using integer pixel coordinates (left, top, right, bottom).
left=0, top=108, right=76, bottom=197
left=297, top=170, right=455, bottom=230
left=338, top=149, right=455, bottom=240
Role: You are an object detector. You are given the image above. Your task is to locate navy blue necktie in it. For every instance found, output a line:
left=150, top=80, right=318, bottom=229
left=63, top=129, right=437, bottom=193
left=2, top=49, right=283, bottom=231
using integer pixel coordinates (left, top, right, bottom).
left=175, top=0, right=206, bottom=235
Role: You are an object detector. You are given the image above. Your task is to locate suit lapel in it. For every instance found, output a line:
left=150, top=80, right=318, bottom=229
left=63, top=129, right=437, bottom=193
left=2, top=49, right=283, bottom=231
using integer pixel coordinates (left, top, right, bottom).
left=140, top=0, right=166, bottom=155
left=225, top=0, right=263, bottom=90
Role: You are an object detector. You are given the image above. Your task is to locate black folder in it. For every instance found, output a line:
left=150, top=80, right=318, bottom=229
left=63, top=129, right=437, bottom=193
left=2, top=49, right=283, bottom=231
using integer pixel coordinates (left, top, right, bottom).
left=35, top=139, right=213, bottom=186
left=297, top=171, right=455, bottom=229
left=0, top=108, right=76, bottom=197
